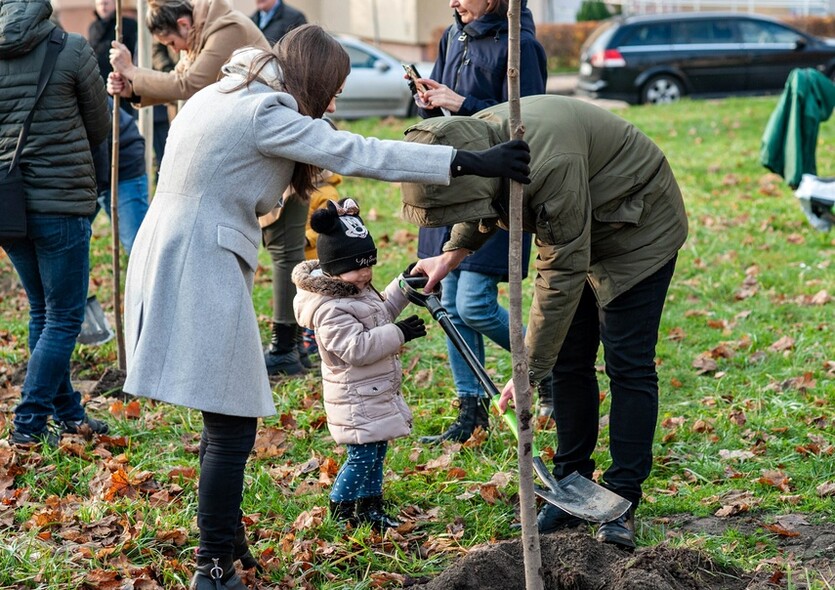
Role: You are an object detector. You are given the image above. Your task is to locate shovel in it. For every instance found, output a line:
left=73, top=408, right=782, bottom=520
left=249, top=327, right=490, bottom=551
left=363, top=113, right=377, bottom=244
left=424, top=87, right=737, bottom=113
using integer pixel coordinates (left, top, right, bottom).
left=399, top=273, right=631, bottom=524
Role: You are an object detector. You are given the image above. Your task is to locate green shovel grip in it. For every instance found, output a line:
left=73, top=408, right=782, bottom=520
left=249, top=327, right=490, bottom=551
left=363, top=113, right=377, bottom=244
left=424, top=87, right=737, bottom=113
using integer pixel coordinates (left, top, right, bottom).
left=489, top=397, right=541, bottom=458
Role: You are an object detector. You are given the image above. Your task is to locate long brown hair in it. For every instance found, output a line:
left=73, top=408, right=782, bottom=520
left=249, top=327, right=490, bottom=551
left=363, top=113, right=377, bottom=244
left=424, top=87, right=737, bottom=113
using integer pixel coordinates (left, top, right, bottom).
left=224, top=25, right=350, bottom=198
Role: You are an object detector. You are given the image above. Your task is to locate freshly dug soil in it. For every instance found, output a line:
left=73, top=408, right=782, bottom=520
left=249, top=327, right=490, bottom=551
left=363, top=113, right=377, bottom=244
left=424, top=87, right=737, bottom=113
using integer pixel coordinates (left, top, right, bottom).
left=408, top=531, right=764, bottom=590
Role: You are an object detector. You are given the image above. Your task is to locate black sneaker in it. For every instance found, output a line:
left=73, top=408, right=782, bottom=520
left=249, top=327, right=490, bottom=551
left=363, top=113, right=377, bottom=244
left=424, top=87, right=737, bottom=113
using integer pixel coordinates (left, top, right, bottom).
left=11, top=428, right=60, bottom=447
left=59, top=415, right=110, bottom=435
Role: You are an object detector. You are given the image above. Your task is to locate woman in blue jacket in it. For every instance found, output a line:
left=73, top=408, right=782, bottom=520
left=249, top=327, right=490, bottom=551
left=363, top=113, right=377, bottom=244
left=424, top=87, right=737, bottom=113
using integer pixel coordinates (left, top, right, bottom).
left=414, top=0, right=548, bottom=444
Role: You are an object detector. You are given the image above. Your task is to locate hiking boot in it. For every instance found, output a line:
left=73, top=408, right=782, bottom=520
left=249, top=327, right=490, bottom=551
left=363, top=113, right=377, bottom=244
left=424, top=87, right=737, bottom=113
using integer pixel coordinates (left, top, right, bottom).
left=264, top=322, right=305, bottom=376
left=59, top=414, right=110, bottom=435
left=190, top=555, right=247, bottom=590
left=419, top=396, right=490, bottom=444
left=11, top=428, right=59, bottom=447
left=537, top=502, right=588, bottom=534
left=355, top=495, right=399, bottom=531
left=596, top=508, right=636, bottom=549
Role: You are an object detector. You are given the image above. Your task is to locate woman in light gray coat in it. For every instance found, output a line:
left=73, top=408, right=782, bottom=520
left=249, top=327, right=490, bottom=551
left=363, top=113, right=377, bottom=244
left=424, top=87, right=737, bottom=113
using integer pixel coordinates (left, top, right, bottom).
left=122, top=24, right=530, bottom=590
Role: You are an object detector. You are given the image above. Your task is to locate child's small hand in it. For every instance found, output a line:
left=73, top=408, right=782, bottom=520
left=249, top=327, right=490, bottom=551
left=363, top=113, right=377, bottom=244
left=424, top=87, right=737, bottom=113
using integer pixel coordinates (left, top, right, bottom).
left=395, top=315, right=426, bottom=343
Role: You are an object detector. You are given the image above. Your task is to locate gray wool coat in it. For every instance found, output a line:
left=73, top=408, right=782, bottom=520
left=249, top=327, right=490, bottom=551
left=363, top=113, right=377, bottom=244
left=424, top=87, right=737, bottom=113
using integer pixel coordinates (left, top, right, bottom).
left=123, top=78, right=454, bottom=417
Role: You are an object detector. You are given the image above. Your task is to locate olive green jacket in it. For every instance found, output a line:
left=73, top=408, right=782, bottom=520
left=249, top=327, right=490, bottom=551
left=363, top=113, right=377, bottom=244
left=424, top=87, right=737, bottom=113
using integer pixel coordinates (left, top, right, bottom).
left=401, top=95, right=688, bottom=380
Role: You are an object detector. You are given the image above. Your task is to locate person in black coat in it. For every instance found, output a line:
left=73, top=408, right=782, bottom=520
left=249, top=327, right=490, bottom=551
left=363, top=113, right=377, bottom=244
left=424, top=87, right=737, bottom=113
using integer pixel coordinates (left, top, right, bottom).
left=251, top=0, right=306, bottom=45
left=88, top=0, right=137, bottom=82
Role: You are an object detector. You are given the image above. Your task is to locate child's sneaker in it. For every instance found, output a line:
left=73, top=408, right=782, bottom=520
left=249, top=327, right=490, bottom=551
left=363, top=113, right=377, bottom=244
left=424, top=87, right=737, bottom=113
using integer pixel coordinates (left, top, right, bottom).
left=11, top=428, right=59, bottom=447
left=58, top=414, right=110, bottom=435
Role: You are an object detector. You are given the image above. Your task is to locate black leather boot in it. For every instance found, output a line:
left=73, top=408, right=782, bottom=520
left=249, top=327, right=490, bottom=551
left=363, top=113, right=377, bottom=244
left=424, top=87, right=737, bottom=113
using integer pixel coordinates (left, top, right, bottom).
left=264, top=322, right=305, bottom=376
left=596, top=506, right=636, bottom=549
left=190, top=555, right=247, bottom=590
left=233, top=522, right=262, bottom=572
left=419, top=396, right=490, bottom=444
left=329, top=499, right=357, bottom=525
left=355, top=495, right=400, bottom=531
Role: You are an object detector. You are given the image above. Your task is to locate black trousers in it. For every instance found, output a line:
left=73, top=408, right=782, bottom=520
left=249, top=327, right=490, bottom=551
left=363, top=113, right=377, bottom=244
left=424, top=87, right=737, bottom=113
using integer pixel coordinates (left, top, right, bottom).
left=197, top=411, right=257, bottom=557
left=550, top=256, right=677, bottom=507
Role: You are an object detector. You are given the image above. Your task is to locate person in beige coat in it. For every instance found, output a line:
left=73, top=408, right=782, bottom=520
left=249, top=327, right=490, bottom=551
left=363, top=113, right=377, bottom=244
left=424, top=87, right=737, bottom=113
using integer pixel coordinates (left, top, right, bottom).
left=107, top=0, right=268, bottom=107
left=293, top=199, right=427, bottom=530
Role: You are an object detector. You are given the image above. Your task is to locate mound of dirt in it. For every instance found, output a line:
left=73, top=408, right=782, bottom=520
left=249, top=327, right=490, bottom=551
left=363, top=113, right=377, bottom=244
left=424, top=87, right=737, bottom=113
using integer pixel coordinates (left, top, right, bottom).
left=408, top=532, right=754, bottom=590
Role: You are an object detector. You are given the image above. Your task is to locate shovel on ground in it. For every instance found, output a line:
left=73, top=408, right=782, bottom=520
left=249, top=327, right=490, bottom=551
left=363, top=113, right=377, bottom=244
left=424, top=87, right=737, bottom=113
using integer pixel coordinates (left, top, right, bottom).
left=399, top=273, right=631, bottom=523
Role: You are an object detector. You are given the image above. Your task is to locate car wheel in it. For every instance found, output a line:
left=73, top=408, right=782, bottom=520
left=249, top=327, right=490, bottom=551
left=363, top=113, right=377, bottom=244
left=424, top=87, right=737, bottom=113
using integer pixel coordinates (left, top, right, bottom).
left=641, top=75, right=684, bottom=105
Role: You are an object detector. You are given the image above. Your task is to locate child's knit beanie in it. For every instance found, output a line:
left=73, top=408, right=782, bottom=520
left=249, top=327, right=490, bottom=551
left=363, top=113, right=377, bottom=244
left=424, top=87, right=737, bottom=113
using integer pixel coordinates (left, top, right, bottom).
left=310, top=198, right=377, bottom=276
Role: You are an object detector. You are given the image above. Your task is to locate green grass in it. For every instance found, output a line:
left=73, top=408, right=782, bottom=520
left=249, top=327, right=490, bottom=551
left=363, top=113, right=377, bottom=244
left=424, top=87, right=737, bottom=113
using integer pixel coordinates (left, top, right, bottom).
left=0, top=96, right=833, bottom=588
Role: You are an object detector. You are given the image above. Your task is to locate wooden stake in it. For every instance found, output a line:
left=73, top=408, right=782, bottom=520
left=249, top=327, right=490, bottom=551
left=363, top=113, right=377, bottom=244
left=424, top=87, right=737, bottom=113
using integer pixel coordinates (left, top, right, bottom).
left=507, top=1, right=543, bottom=588
left=111, top=0, right=126, bottom=370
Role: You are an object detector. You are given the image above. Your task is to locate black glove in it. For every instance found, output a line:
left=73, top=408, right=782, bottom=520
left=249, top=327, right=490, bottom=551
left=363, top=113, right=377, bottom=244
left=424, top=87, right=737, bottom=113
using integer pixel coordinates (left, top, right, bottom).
left=451, top=139, right=531, bottom=184
left=395, top=314, right=427, bottom=343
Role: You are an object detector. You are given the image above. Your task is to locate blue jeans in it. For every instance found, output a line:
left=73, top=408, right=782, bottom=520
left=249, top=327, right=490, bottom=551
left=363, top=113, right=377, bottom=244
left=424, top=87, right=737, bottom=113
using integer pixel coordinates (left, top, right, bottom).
left=442, top=270, right=513, bottom=398
left=1, top=214, right=91, bottom=436
left=330, top=441, right=388, bottom=502
left=96, top=174, right=149, bottom=254
left=549, top=256, right=677, bottom=507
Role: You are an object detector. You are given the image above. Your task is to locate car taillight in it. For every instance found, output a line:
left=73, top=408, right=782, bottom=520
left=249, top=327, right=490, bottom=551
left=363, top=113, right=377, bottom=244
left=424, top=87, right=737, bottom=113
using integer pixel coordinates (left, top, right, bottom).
left=590, top=49, right=626, bottom=68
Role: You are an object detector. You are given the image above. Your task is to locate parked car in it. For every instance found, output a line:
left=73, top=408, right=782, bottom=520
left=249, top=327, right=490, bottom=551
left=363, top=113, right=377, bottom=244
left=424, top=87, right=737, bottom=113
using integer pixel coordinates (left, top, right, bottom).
left=577, top=12, right=835, bottom=105
left=333, top=35, right=433, bottom=119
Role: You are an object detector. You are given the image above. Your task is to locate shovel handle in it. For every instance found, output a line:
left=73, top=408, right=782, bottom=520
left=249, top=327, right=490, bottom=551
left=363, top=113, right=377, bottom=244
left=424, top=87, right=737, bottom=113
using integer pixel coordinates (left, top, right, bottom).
left=430, top=297, right=539, bottom=457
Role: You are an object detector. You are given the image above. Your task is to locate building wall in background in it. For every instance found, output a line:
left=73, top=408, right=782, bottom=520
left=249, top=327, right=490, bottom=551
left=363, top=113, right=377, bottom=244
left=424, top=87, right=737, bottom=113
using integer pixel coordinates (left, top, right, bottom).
left=52, top=0, right=554, bottom=62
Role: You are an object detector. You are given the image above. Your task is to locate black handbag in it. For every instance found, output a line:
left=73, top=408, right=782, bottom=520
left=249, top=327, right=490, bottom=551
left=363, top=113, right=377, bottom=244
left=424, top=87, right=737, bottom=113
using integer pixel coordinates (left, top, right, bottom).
left=0, top=28, right=66, bottom=239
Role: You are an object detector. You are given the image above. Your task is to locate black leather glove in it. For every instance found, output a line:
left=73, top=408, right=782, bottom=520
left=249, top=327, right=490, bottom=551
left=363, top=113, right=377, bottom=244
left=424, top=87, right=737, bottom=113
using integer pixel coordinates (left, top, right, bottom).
left=395, top=314, right=427, bottom=343
left=451, top=139, right=531, bottom=184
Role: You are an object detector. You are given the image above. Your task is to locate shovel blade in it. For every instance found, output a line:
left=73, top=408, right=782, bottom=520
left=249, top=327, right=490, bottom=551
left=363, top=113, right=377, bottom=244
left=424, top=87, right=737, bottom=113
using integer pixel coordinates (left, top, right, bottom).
left=533, top=460, right=631, bottom=523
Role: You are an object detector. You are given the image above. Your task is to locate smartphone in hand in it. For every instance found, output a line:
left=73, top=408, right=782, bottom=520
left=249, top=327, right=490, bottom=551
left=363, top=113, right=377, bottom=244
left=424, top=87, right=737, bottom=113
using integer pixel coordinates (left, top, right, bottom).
left=402, top=63, right=427, bottom=93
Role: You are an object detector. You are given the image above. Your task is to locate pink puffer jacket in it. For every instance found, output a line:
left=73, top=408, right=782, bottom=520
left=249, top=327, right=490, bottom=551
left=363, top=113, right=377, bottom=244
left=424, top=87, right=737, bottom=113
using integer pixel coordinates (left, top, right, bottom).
left=292, top=260, right=413, bottom=445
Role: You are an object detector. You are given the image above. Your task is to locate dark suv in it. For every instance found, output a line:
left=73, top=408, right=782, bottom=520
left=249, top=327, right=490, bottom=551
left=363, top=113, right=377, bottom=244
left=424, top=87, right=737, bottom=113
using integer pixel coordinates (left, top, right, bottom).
left=577, top=12, right=835, bottom=104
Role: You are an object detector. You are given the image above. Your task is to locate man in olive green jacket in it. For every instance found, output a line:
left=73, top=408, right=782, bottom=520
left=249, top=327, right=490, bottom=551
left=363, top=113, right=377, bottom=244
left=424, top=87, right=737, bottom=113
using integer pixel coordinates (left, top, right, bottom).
left=404, top=95, right=688, bottom=549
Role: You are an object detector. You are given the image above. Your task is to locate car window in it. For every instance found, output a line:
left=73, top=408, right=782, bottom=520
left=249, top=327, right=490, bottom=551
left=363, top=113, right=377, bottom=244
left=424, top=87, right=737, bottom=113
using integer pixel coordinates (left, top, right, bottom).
left=620, top=23, right=671, bottom=46
left=342, top=45, right=377, bottom=69
left=738, top=20, right=802, bottom=44
left=671, top=19, right=737, bottom=44
left=583, top=20, right=618, bottom=54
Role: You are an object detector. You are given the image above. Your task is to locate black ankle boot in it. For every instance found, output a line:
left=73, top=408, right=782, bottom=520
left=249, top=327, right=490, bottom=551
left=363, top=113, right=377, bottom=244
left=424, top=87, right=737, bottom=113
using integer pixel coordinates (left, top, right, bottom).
left=419, top=397, right=490, bottom=444
left=264, top=322, right=305, bottom=376
left=233, top=523, right=262, bottom=572
left=596, top=506, right=636, bottom=550
left=355, top=495, right=400, bottom=530
left=190, top=555, right=247, bottom=590
left=329, top=499, right=357, bottom=524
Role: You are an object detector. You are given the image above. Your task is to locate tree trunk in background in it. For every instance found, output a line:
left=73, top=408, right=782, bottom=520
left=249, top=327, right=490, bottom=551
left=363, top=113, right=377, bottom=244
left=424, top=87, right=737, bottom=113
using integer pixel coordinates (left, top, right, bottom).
left=111, top=0, right=126, bottom=370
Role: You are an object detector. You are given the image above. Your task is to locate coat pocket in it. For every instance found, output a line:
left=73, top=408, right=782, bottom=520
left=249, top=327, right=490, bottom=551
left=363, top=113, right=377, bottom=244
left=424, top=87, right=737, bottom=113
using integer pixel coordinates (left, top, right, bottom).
left=217, top=225, right=259, bottom=271
left=534, top=195, right=585, bottom=245
left=354, top=378, right=395, bottom=421
left=592, top=197, right=650, bottom=228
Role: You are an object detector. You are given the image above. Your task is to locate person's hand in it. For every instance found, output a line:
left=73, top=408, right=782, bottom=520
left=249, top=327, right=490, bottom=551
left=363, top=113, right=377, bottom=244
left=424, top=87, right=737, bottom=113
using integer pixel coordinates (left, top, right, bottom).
left=418, top=79, right=464, bottom=113
left=395, top=315, right=427, bottom=343
left=498, top=378, right=515, bottom=412
left=106, top=72, right=132, bottom=98
left=412, top=250, right=468, bottom=292
left=109, top=41, right=136, bottom=78
left=451, top=140, right=531, bottom=184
